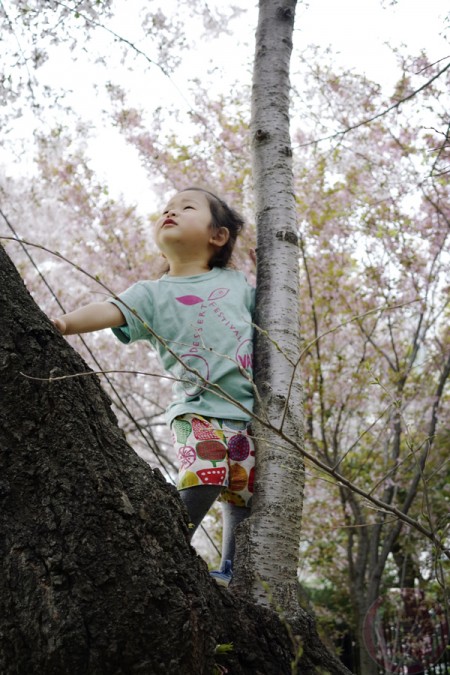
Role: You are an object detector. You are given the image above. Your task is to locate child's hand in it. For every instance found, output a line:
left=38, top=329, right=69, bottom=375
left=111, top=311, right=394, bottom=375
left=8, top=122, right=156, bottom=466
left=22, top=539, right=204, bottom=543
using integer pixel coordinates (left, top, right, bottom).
left=53, top=317, right=67, bottom=334
left=249, top=248, right=257, bottom=268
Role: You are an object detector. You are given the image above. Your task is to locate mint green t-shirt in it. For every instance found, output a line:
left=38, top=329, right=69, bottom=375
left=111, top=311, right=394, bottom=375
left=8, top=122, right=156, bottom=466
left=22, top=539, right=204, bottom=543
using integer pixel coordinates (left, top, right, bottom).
left=110, top=267, right=255, bottom=424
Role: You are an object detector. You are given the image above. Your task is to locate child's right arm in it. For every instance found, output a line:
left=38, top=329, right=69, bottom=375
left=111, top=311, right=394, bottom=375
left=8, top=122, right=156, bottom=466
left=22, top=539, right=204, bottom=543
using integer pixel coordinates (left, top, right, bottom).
left=53, top=302, right=125, bottom=336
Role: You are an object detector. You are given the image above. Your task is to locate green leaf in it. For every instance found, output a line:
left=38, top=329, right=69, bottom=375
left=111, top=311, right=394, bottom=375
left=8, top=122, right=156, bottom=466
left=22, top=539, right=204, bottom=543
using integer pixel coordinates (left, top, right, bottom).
left=214, top=643, right=234, bottom=654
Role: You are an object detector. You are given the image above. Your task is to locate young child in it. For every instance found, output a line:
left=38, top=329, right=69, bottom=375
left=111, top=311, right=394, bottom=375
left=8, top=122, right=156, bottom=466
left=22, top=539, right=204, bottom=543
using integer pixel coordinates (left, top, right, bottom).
left=53, top=187, right=255, bottom=587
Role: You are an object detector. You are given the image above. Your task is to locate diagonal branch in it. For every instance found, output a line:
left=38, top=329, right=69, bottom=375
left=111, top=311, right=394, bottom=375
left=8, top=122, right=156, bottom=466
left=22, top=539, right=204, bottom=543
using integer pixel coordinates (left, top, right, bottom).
left=297, top=59, right=450, bottom=148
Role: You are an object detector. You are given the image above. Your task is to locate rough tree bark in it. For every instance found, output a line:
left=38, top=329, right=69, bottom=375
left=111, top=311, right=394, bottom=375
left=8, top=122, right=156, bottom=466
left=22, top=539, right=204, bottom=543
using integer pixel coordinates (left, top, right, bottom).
left=234, top=0, right=305, bottom=618
left=0, top=243, right=352, bottom=674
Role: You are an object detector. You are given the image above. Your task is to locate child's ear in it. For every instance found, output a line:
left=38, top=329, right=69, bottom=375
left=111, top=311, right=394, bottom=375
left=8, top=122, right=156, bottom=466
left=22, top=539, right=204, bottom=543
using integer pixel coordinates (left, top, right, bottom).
left=210, top=227, right=230, bottom=248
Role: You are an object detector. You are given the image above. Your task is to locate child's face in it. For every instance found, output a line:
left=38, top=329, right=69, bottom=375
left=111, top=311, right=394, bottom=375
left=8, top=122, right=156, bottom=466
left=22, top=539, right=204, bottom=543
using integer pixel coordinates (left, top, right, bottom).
left=154, top=190, right=214, bottom=255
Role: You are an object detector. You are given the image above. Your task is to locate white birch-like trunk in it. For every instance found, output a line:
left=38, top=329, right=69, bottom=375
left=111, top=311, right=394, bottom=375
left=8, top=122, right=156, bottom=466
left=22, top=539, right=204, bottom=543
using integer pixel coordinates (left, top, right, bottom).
left=234, top=0, right=304, bottom=616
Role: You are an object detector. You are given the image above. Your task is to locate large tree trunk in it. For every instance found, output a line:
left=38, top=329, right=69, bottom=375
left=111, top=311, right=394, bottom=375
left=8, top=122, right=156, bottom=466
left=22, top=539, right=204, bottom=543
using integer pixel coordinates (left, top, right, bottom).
left=234, top=0, right=305, bottom=617
left=0, top=244, right=352, bottom=674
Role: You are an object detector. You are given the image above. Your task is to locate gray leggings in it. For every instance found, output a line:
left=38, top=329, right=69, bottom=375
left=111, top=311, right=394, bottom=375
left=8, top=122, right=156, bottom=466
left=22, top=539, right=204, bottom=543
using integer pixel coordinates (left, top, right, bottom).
left=179, top=485, right=250, bottom=572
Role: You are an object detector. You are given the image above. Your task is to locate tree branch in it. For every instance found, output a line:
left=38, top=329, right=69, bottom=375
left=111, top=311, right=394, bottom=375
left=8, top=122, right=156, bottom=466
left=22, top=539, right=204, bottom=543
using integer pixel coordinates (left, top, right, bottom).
left=297, top=59, right=450, bottom=148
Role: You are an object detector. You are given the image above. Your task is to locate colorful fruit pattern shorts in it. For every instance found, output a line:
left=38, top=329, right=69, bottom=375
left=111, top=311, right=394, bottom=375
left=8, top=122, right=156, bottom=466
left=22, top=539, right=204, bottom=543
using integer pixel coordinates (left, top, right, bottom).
left=171, top=414, right=255, bottom=507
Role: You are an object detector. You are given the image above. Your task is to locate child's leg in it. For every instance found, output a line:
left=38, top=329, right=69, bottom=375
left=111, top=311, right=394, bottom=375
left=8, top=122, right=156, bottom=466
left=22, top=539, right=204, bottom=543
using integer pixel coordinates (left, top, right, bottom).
left=219, top=502, right=251, bottom=571
left=216, top=420, right=255, bottom=574
left=173, top=414, right=229, bottom=539
left=179, top=485, right=223, bottom=539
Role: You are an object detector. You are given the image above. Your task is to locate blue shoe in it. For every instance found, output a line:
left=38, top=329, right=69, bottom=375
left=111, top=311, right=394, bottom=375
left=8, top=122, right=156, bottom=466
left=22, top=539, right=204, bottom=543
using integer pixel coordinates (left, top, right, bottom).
left=210, top=560, right=233, bottom=587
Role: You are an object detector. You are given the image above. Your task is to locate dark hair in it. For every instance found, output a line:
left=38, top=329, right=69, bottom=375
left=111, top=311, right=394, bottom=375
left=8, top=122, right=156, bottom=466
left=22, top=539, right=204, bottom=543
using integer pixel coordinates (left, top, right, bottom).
left=180, top=187, right=244, bottom=268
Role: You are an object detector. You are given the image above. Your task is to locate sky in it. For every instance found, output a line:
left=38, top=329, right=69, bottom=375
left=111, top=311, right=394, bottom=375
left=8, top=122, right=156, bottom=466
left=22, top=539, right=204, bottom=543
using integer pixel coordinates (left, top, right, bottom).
left=297, top=0, right=449, bottom=81
left=4, top=0, right=450, bottom=211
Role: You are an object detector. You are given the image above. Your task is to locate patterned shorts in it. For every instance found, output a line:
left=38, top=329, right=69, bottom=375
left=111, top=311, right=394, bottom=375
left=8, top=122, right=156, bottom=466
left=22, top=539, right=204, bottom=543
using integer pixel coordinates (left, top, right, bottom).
left=171, top=414, right=255, bottom=508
